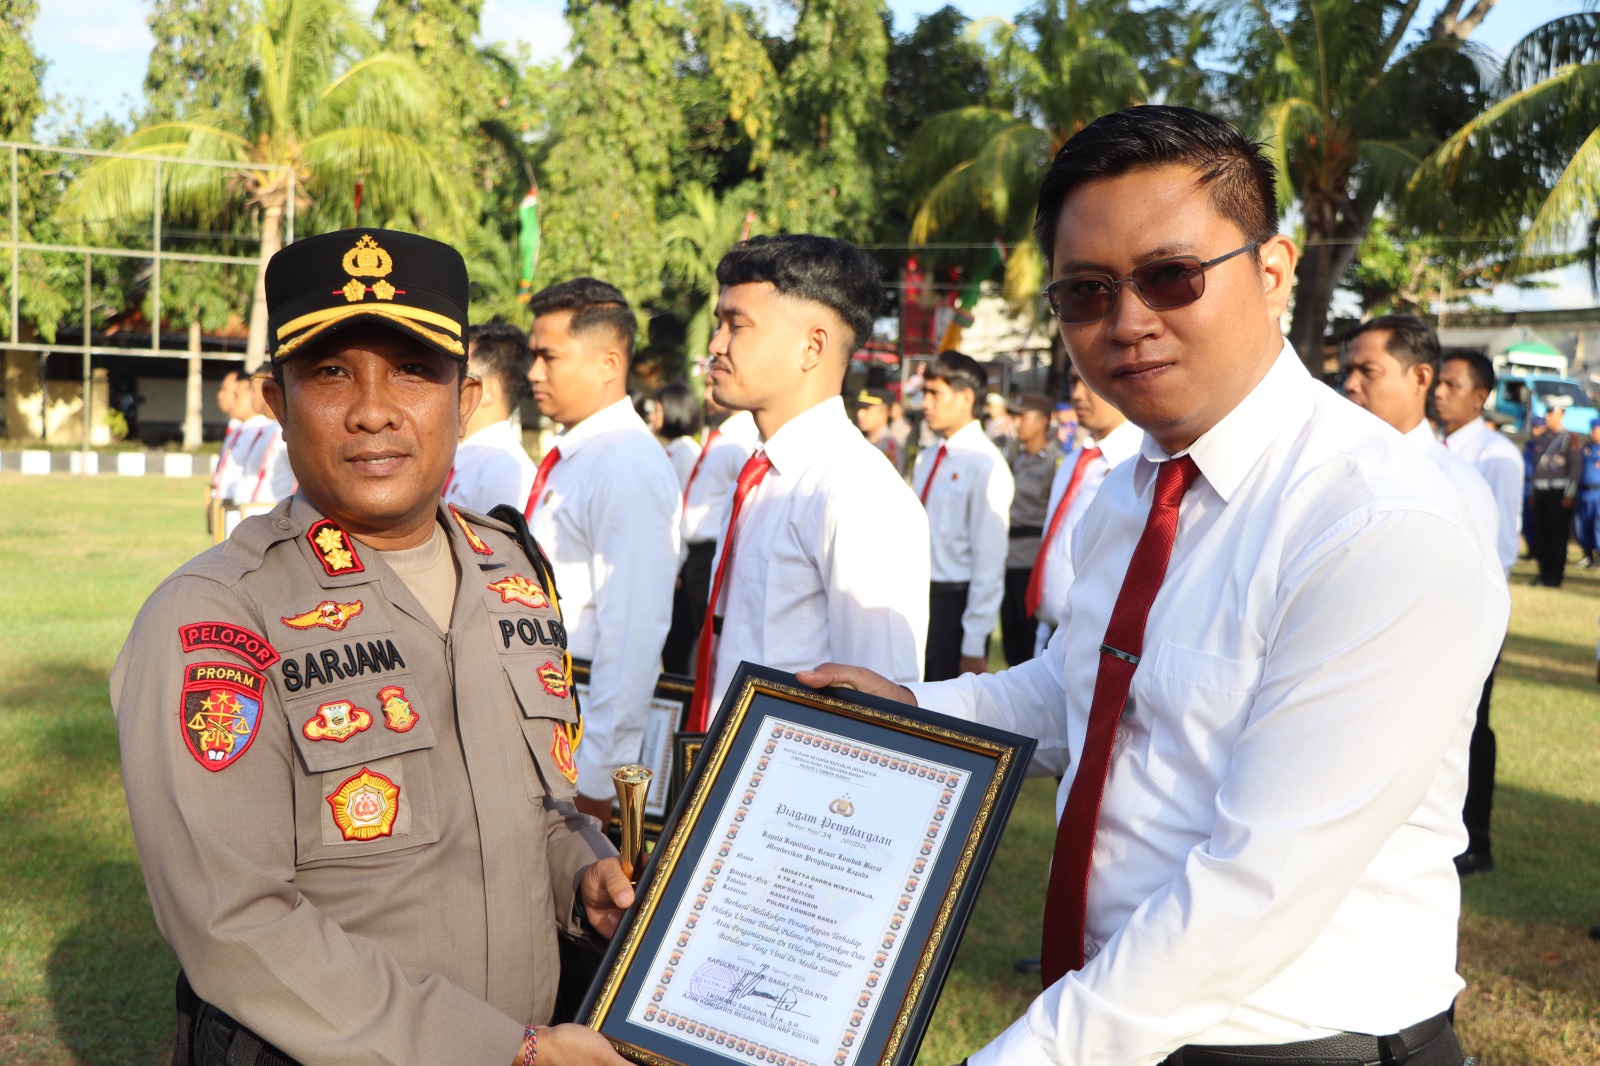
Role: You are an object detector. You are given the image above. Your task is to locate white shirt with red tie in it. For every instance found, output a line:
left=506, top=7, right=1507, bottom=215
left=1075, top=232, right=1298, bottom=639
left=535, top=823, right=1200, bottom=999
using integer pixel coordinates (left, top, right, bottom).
left=907, top=345, right=1506, bottom=1065
left=529, top=396, right=682, bottom=801
left=682, top=411, right=760, bottom=547
left=707, top=396, right=928, bottom=711
left=911, top=418, right=1013, bottom=658
left=1034, top=418, right=1144, bottom=631
left=217, top=414, right=274, bottom=501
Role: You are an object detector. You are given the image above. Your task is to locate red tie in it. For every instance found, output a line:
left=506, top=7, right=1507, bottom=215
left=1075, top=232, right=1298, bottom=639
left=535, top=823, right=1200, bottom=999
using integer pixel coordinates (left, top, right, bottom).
left=918, top=442, right=947, bottom=506
left=682, top=426, right=721, bottom=508
left=688, top=451, right=772, bottom=731
left=1024, top=446, right=1103, bottom=618
left=522, top=446, right=562, bottom=522
left=1039, top=455, right=1200, bottom=987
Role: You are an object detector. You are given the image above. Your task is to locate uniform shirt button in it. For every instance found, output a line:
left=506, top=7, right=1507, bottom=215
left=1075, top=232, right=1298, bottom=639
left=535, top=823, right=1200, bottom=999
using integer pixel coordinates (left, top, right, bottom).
left=274, top=518, right=292, bottom=530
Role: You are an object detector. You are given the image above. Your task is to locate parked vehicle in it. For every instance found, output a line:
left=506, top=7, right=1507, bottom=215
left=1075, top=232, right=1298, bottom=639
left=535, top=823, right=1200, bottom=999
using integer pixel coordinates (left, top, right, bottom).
left=1489, top=373, right=1599, bottom=433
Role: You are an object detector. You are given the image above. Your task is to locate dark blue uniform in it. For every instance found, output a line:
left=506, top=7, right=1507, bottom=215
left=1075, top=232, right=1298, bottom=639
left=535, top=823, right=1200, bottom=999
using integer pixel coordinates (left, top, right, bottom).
left=1575, top=440, right=1600, bottom=559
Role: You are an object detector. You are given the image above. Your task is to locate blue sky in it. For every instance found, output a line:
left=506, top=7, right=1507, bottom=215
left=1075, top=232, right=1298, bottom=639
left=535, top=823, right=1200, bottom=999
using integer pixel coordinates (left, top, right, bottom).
left=27, top=0, right=1597, bottom=309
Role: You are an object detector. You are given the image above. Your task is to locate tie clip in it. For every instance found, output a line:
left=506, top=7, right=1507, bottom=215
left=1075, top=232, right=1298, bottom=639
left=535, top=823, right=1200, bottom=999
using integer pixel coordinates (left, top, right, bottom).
left=1099, top=643, right=1140, bottom=666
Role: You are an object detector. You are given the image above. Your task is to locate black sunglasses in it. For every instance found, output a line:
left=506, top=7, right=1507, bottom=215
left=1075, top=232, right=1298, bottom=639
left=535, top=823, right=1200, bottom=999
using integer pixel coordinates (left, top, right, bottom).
left=1041, top=240, right=1263, bottom=324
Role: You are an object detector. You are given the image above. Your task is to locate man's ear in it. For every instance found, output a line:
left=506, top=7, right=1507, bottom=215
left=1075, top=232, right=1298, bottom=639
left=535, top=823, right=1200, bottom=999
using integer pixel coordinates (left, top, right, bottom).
left=1259, top=234, right=1298, bottom=322
left=1413, top=361, right=1436, bottom=395
left=800, top=321, right=830, bottom=373
left=457, top=367, right=483, bottom=435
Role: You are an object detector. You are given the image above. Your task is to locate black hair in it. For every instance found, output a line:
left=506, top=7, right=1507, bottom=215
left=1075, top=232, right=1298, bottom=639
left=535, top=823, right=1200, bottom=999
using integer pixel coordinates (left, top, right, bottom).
left=716, top=234, right=882, bottom=352
left=924, top=350, right=987, bottom=419
left=1034, top=105, right=1280, bottom=269
left=528, top=277, right=636, bottom=359
left=467, top=321, right=532, bottom=404
left=655, top=381, right=703, bottom=440
left=1346, top=314, right=1441, bottom=374
left=1442, top=348, right=1496, bottom=394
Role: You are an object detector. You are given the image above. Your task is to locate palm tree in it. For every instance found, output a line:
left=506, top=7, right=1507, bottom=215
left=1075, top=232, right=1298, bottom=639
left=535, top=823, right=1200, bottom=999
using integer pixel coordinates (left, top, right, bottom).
left=902, top=0, right=1199, bottom=308
left=1219, top=0, right=1489, bottom=367
left=662, top=182, right=762, bottom=374
left=1413, top=12, right=1600, bottom=291
left=57, top=0, right=462, bottom=367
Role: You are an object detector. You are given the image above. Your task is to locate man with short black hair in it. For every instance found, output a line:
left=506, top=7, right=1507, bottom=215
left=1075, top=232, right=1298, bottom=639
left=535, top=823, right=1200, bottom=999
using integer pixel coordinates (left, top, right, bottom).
left=443, top=321, right=537, bottom=514
left=689, top=234, right=928, bottom=728
left=526, top=278, right=681, bottom=823
left=913, top=350, right=1014, bottom=681
left=803, top=104, right=1504, bottom=1066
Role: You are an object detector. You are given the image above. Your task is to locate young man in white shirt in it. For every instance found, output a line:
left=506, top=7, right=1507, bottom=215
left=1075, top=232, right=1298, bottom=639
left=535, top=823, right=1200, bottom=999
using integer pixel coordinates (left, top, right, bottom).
left=1434, top=348, right=1528, bottom=876
left=912, top=350, right=1014, bottom=681
left=676, top=398, right=759, bottom=668
left=689, top=234, right=928, bottom=725
left=1030, top=371, right=1143, bottom=659
left=802, top=104, right=1505, bottom=1066
left=443, top=322, right=537, bottom=514
left=525, top=278, right=682, bottom=823
left=209, top=370, right=248, bottom=504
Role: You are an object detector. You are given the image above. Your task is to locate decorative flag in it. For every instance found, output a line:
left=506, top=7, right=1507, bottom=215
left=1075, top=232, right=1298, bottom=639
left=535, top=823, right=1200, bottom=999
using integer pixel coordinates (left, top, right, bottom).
left=516, top=183, right=541, bottom=305
left=938, top=239, right=1006, bottom=352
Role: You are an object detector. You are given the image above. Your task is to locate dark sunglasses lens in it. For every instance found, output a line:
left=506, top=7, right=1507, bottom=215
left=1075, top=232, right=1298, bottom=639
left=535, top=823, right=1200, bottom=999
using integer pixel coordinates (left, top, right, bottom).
left=1132, top=258, right=1205, bottom=309
left=1049, top=278, right=1114, bottom=323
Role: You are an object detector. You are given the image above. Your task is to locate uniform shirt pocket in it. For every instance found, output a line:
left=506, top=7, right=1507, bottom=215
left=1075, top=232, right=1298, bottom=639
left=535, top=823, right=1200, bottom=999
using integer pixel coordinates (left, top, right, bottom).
left=1137, top=641, right=1264, bottom=803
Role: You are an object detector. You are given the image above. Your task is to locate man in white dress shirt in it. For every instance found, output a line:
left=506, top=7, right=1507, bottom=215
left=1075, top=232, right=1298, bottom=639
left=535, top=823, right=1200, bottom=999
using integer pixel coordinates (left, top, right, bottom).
left=209, top=370, right=248, bottom=503
left=525, top=278, right=682, bottom=822
left=677, top=400, right=759, bottom=666
left=443, top=322, right=537, bottom=514
left=802, top=104, right=1505, bottom=1066
left=1030, top=371, right=1143, bottom=657
left=1433, top=347, right=1527, bottom=876
left=690, top=234, right=928, bottom=722
left=912, top=350, right=1014, bottom=681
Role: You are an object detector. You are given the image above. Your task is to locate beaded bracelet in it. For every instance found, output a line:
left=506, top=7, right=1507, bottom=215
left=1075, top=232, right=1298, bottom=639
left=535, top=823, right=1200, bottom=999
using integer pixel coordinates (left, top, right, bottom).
left=520, top=1023, right=538, bottom=1065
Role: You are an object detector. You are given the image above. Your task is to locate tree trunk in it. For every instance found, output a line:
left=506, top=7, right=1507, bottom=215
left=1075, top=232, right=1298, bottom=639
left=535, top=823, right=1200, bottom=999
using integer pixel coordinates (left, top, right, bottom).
left=246, top=191, right=287, bottom=371
left=1286, top=206, right=1370, bottom=377
left=1431, top=0, right=1498, bottom=41
left=183, top=317, right=203, bottom=451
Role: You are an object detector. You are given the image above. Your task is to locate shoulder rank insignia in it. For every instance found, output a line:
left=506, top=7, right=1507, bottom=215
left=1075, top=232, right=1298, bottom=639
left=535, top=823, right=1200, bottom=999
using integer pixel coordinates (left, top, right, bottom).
left=449, top=505, right=494, bottom=555
left=326, top=767, right=399, bottom=841
left=488, top=574, right=550, bottom=610
left=181, top=662, right=266, bottom=771
left=307, top=519, right=364, bottom=576
left=178, top=621, right=280, bottom=670
left=281, top=599, right=364, bottom=632
left=538, top=660, right=570, bottom=698
left=303, top=699, right=374, bottom=742
left=377, top=685, right=419, bottom=733
left=550, top=721, right=579, bottom=783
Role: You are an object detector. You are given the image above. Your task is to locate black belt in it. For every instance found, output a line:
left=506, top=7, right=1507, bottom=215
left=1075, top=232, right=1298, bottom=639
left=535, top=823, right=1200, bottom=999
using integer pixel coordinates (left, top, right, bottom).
left=1162, top=1012, right=1450, bottom=1066
left=1009, top=524, right=1044, bottom=538
left=930, top=581, right=969, bottom=595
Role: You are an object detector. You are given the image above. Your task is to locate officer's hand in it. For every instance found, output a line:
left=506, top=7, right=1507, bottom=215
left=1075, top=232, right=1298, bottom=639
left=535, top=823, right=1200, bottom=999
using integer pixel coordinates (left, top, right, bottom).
left=580, top=857, right=634, bottom=939
left=795, top=664, right=915, bottom=705
left=1563, top=496, right=1576, bottom=510
left=522, top=1023, right=629, bottom=1065
left=958, top=654, right=988, bottom=676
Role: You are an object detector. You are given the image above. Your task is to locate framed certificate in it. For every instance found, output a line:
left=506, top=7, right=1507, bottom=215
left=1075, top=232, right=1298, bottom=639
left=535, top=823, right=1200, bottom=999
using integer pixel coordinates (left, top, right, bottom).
left=581, top=663, right=1035, bottom=1066
left=570, top=658, right=695, bottom=829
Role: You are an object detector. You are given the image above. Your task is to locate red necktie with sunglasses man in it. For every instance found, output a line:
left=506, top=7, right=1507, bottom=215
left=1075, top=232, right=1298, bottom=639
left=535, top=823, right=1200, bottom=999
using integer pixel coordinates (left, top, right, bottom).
left=799, top=104, right=1504, bottom=1066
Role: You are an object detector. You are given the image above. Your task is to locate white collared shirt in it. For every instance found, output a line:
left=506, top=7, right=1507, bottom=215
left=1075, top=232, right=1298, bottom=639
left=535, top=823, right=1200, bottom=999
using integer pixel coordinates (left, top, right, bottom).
left=909, top=345, right=1508, bottom=1065
left=1404, top=421, right=1499, bottom=567
left=1444, top=416, right=1525, bottom=576
left=682, top=411, right=759, bottom=545
left=218, top=415, right=275, bottom=501
left=444, top=420, right=537, bottom=515
left=664, top=435, right=702, bottom=493
left=227, top=416, right=288, bottom=504
left=1035, top=418, right=1143, bottom=628
left=711, top=397, right=929, bottom=708
left=259, top=436, right=297, bottom=504
left=911, top=419, right=1014, bottom=657
left=212, top=417, right=245, bottom=493
left=530, top=396, right=683, bottom=800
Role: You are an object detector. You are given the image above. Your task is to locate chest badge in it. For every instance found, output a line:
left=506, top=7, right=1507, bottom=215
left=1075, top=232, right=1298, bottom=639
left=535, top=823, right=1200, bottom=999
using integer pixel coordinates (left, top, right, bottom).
left=303, top=699, right=374, bottom=742
left=488, top=574, right=550, bottom=610
left=307, top=519, right=364, bottom=576
left=538, top=660, right=570, bottom=698
left=550, top=722, right=579, bottom=783
left=180, top=662, right=266, bottom=772
left=327, top=767, right=400, bottom=841
left=449, top=505, right=494, bottom=555
left=281, top=599, right=364, bottom=632
left=378, top=685, right=419, bottom=733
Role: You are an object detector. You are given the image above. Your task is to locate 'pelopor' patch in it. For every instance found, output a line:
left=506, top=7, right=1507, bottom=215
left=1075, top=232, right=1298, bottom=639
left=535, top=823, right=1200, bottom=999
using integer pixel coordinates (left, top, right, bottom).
left=180, top=662, right=266, bottom=771
left=326, top=767, right=399, bottom=841
left=178, top=622, right=280, bottom=670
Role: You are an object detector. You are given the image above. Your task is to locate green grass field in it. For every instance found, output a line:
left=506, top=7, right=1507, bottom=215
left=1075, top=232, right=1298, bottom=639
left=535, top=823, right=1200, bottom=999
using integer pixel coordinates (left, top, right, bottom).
left=0, top=473, right=1595, bottom=1064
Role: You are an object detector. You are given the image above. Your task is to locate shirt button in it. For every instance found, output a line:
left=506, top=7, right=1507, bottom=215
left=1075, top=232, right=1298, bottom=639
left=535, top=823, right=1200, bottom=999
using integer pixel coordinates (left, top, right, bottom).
left=274, top=518, right=292, bottom=530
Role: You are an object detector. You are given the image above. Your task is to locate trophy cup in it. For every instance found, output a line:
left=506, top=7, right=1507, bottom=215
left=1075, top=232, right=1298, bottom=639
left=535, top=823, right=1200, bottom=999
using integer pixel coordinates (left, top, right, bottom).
left=612, top=764, right=654, bottom=884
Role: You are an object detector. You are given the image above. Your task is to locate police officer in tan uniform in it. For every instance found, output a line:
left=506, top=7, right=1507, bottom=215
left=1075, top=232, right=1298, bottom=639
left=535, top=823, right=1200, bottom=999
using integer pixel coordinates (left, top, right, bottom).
left=112, top=229, right=633, bottom=1066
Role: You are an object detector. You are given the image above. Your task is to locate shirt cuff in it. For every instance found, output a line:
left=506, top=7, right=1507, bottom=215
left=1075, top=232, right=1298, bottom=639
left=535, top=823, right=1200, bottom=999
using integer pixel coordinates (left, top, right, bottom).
left=903, top=681, right=977, bottom=722
left=960, top=629, right=989, bottom=659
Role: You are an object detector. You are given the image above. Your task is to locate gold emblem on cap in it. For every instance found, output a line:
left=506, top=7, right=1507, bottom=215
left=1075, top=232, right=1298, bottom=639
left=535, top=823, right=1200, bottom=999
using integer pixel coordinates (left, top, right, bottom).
left=340, top=235, right=397, bottom=303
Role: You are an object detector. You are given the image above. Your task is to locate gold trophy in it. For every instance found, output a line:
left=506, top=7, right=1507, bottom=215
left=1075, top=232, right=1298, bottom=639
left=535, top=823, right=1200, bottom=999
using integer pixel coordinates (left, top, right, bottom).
left=612, top=764, right=654, bottom=884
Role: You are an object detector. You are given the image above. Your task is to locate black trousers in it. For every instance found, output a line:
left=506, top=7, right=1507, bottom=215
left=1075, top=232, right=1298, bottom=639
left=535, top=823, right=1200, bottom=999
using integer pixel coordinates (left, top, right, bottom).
left=1462, top=647, right=1501, bottom=856
left=925, top=581, right=971, bottom=682
left=1000, top=566, right=1037, bottom=667
left=1530, top=488, right=1572, bottom=586
left=1159, top=1012, right=1462, bottom=1066
left=662, top=540, right=717, bottom=675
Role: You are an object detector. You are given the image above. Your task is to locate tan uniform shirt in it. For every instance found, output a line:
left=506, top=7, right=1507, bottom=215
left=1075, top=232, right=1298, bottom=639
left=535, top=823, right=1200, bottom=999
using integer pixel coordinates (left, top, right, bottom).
left=112, top=495, right=613, bottom=1065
